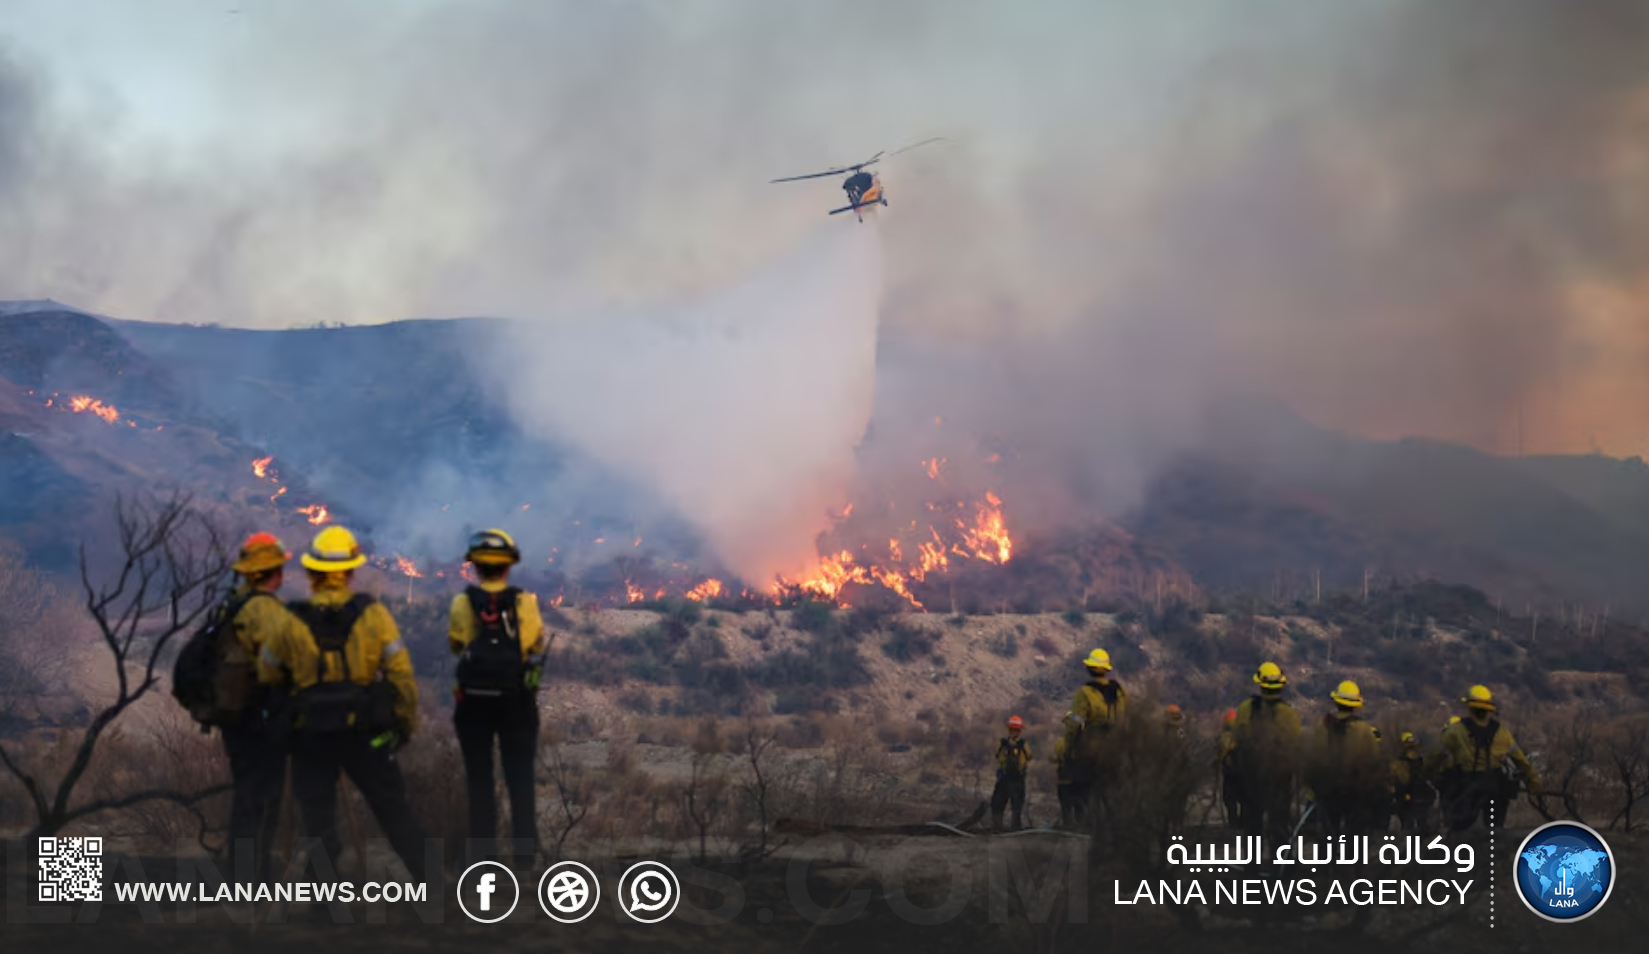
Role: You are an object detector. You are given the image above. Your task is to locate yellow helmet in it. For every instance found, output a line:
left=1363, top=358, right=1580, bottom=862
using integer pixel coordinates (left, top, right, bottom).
left=466, top=528, right=520, bottom=566
left=1084, top=648, right=1112, bottom=672
left=301, top=525, right=367, bottom=572
left=1330, top=680, right=1363, bottom=708
left=1254, top=661, right=1286, bottom=690
left=1400, top=731, right=1416, bottom=745
left=1462, top=684, right=1496, bottom=712
left=1448, top=715, right=1461, bottom=725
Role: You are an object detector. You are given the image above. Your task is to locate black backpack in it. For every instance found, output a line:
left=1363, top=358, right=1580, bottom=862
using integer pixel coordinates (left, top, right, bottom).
left=172, top=591, right=272, bottom=729
left=288, top=594, right=386, bottom=734
left=456, top=586, right=525, bottom=699
left=997, top=737, right=1030, bottom=778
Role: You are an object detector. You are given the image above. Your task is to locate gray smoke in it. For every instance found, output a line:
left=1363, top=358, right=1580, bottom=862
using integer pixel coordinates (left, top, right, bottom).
left=3, top=0, right=1649, bottom=562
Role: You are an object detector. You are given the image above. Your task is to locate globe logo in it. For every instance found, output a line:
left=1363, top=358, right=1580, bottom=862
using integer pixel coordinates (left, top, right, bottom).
left=1514, top=821, right=1614, bottom=923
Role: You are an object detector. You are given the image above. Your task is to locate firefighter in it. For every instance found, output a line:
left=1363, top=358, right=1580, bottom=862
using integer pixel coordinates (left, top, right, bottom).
left=1306, top=680, right=1386, bottom=836
left=991, top=715, right=1033, bottom=832
left=1216, top=709, right=1243, bottom=829
left=258, top=526, right=428, bottom=881
left=1162, top=704, right=1194, bottom=837
left=1055, top=648, right=1128, bottom=826
left=221, top=532, right=305, bottom=884
left=1232, top=662, right=1301, bottom=845
left=450, top=529, right=548, bottom=867
left=1390, top=731, right=1438, bottom=832
left=1440, top=685, right=1539, bottom=832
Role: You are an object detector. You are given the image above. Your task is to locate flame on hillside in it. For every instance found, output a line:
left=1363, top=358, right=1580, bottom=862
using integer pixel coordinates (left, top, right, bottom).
left=248, top=456, right=337, bottom=528
left=296, top=504, right=330, bottom=525
left=685, top=578, right=724, bottom=602
left=394, top=555, right=423, bottom=578
left=68, top=395, right=120, bottom=424
left=773, top=457, right=1015, bottom=609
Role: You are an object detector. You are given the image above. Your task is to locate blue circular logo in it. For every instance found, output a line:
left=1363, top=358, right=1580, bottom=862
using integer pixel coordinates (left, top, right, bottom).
left=1514, top=821, right=1614, bottom=923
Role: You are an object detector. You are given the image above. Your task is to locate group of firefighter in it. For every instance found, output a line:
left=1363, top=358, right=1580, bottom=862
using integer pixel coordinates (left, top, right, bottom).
left=195, top=525, right=547, bottom=884
left=988, top=649, right=1542, bottom=839
left=203, top=522, right=1546, bottom=886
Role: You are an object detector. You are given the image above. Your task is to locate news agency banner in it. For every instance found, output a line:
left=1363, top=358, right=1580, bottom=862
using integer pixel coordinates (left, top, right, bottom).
left=1114, top=834, right=1476, bottom=909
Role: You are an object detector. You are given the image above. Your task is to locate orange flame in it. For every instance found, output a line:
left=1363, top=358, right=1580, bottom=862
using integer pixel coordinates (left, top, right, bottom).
left=685, top=579, right=724, bottom=602
left=269, top=486, right=288, bottom=502
left=68, top=396, right=120, bottom=424
left=625, top=580, right=645, bottom=604
left=296, top=504, right=330, bottom=525
left=252, top=456, right=275, bottom=479
left=772, top=460, right=1014, bottom=609
left=955, top=492, right=1012, bottom=563
left=394, top=555, right=424, bottom=579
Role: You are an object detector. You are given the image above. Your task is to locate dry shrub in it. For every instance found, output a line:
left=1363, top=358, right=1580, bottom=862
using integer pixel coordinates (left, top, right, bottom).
left=398, top=718, right=468, bottom=866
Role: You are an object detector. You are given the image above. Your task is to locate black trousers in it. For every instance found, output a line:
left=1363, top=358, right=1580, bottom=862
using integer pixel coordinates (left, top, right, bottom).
left=454, top=694, right=540, bottom=858
left=221, top=718, right=285, bottom=883
left=1239, top=779, right=1293, bottom=845
left=291, top=730, right=428, bottom=880
left=991, top=774, right=1026, bottom=830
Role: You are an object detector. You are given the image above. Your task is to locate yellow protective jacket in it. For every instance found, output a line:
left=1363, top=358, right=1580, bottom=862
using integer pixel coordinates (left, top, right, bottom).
left=230, top=583, right=306, bottom=657
left=1058, top=677, right=1127, bottom=762
left=447, top=580, right=547, bottom=657
left=1391, top=751, right=1442, bottom=798
left=996, top=736, right=1033, bottom=776
left=1441, top=714, right=1539, bottom=788
left=257, top=583, right=419, bottom=737
left=1231, top=694, right=1301, bottom=779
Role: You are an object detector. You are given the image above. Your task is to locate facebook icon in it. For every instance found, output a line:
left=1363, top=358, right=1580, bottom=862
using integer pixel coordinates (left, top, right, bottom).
left=458, top=861, right=519, bottom=923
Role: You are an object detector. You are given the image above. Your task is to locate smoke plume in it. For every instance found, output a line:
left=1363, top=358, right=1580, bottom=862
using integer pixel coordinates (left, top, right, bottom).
left=485, top=223, right=882, bottom=582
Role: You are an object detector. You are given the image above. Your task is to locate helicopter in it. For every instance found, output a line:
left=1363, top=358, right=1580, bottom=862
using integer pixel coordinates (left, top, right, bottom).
left=771, top=138, right=947, bottom=222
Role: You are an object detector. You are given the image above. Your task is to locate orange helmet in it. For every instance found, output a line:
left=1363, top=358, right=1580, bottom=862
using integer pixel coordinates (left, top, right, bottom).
left=232, top=531, right=290, bottom=575
left=1006, top=715, right=1024, bottom=730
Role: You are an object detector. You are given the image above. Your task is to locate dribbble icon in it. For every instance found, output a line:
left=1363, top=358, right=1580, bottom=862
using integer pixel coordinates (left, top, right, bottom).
left=1514, top=820, right=1614, bottom=923
left=618, top=861, right=680, bottom=924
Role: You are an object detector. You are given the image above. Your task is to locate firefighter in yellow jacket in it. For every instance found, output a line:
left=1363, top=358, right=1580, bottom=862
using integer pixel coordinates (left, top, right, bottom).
left=1231, top=662, right=1301, bottom=844
left=1390, top=732, right=1439, bottom=832
left=449, top=529, right=548, bottom=866
left=1055, top=648, right=1127, bottom=826
left=992, top=715, right=1033, bottom=832
left=258, top=526, right=427, bottom=881
left=219, top=532, right=307, bottom=884
left=1439, top=685, right=1539, bottom=831
left=1306, top=680, right=1386, bottom=836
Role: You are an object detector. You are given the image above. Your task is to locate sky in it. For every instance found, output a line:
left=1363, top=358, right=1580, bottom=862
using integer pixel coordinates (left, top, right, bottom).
left=2, top=0, right=1647, bottom=472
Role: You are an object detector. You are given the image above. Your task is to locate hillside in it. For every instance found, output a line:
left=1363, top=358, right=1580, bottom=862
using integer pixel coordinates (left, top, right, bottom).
left=5, top=302, right=1649, bottom=616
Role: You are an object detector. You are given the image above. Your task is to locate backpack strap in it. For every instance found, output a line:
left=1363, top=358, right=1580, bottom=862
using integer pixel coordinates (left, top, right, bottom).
left=289, top=594, right=375, bottom=683
left=465, top=586, right=521, bottom=644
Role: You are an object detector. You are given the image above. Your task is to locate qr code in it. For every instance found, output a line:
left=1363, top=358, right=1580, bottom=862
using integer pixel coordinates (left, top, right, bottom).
left=38, top=836, right=102, bottom=901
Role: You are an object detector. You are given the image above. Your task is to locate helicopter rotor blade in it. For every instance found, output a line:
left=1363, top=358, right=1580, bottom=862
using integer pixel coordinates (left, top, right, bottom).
left=771, top=167, right=854, bottom=183
left=771, top=150, right=887, bottom=183
left=886, top=136, right=950, bottom=157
